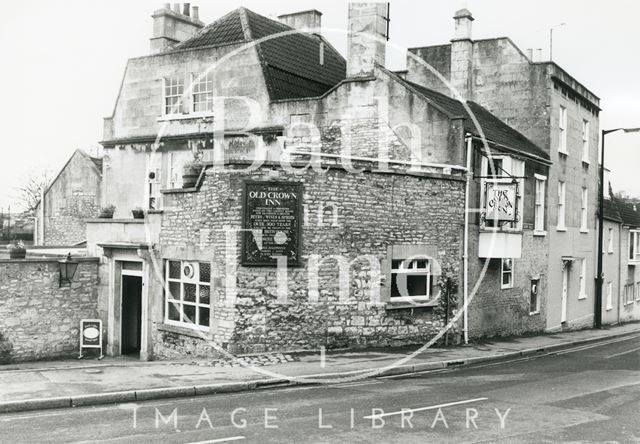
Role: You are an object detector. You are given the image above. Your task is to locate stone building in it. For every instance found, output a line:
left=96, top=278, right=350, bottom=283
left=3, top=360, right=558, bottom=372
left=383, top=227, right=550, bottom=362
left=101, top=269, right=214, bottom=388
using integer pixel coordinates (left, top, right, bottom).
left=89, top=3, right=548, bottom=359
left=616, top=199, right=640, bottom=322
left=407, top=9, right=600, bottom=335
left=34, top=149, right=103, bottom=246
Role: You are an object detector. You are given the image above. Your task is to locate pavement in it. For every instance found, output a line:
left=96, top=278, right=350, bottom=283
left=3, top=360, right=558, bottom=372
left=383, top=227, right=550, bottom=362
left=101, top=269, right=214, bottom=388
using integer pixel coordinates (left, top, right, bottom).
left=1, top=322, right=639, bottom=414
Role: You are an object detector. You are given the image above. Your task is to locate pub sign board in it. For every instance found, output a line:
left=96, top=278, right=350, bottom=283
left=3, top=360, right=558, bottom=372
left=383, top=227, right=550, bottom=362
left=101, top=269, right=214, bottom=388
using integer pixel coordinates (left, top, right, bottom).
left=79, top=318, right=104, bottom=359
left=242, top=181, right=303, bottom=267
left=484, top=181, right=518, bottom=223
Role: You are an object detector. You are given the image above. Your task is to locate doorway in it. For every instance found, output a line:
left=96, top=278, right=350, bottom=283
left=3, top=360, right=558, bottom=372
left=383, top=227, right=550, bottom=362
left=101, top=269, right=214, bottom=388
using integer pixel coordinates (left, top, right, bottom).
left=121, top=263, right=143, bottom=355
left=561, top=261, right=570, bottom=324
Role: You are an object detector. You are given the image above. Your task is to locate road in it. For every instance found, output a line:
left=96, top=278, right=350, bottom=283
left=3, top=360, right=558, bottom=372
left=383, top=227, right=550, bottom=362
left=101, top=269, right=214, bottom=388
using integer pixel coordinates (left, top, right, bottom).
left=1, top=333, right=640, bottom=443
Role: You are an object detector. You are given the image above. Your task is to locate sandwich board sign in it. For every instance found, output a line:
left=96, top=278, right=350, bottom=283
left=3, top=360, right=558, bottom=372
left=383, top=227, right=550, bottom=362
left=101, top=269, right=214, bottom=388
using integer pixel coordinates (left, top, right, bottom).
left=79, top=319, right=103, bottom=359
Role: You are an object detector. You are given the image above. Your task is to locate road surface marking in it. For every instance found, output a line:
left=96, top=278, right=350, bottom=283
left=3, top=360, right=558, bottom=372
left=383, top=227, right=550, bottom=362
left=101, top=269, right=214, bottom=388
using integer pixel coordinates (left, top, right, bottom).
left=186, top=436, right=245, bottom=444
left=362, top=397, right=488, bottom=419
left=605, top=345, right=640, bottom=359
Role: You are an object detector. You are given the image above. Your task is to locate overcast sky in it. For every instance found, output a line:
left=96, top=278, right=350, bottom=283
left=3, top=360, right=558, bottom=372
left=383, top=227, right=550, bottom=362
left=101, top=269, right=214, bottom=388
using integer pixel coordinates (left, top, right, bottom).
left=1, top=0, right=638, bottom=211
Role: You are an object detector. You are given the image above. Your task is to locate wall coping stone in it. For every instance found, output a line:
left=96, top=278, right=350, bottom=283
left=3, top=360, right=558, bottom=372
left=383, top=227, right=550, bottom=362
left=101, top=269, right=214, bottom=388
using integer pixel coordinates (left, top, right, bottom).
left=85, top=219, right=145, bottom=224
left=0, top=257, right=99, bottom=264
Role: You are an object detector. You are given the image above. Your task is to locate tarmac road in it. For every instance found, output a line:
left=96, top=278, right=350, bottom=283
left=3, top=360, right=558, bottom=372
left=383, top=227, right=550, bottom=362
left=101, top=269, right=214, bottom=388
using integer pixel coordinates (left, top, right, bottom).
left=1, top=333, right=639, bottom=443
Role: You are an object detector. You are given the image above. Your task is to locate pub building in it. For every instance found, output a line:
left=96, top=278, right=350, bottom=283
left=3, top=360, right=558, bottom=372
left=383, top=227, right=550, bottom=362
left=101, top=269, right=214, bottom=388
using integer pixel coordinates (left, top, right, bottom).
left=90, top=3, right=549, bottom=359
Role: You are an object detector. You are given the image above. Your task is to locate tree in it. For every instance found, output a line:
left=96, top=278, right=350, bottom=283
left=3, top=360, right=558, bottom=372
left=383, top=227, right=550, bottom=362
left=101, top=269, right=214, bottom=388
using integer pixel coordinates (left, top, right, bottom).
left=15, top=171, right=53, bottom=215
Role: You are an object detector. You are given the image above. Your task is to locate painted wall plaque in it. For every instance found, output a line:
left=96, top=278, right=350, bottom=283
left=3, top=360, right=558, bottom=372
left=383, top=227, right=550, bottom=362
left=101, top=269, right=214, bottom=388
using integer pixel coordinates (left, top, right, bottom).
left=242, top=181, right=303, bottom=267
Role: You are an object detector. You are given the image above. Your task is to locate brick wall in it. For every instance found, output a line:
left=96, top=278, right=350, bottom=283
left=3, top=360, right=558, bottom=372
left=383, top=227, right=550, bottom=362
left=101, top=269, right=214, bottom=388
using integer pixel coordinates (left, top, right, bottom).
left=153, top=164, right=465, bottom=357
left=0, top=259, right=99, bottom=362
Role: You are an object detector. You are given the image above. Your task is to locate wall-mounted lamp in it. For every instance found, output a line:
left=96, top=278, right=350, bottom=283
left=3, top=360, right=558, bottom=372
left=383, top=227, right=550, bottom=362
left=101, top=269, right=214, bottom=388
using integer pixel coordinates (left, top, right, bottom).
left=58, top=253, right=79, bottom=287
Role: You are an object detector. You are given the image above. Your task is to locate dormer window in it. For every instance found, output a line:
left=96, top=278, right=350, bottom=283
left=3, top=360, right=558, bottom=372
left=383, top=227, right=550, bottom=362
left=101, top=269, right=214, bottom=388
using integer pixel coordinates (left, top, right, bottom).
left=164, top=76, right=184, bottom=115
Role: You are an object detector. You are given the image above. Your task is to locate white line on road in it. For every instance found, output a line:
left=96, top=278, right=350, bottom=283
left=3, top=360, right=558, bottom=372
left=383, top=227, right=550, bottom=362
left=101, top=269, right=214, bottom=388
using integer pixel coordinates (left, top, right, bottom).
left=605, top=345, right=640, bottom=359
left=186, top=436, right=245, bottom=444
left=362, top=397, right=488, bottom=419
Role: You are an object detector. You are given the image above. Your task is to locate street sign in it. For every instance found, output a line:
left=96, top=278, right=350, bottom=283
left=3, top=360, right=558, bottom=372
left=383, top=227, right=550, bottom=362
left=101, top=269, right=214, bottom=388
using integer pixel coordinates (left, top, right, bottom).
left=79, top=319, right=104, bottom=359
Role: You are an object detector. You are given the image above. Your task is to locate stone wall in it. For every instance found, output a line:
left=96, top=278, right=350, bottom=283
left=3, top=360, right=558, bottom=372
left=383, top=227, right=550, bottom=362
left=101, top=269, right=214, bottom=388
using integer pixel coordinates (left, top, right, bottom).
left=153, top=163, right=466, bottom=358
left=0, top=258, right=100, bottom=362
left=40, top=150, right=102, bottom=245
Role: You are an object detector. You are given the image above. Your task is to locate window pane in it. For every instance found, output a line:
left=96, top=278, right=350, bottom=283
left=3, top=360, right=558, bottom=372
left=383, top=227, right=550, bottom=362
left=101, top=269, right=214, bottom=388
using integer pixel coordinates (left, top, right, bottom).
left=183, top=305, right=196, bottom=324
left=391, top=274, right=428, bottom=297
left=199, top=262, right=211, bottom=283
left=168, top=281, right=180, bottom=300
left=199, top=285, right=210, bottom=305
left=391, top=260, right=403, bottom=270
left=198, top=308, right=210, bottom=327
left=169, top=261, right=181, bottom=279
left=184, top=283, right=197, bottom=302
left=168, top=302, right=180, bottom=321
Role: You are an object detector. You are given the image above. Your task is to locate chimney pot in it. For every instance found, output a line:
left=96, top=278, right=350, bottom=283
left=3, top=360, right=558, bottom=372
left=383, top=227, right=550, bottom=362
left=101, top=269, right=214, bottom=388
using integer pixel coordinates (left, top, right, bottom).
left=164, top=3, right=171, bottom=10
left=536, top=48, right=543, bottom=61
left=192, top=5, right=199, bottom=20
left=183, top=3, right=190, bottom=16
left=527, top=49, right=533, bottom=60
left=172, top=3, right=180, bottom=14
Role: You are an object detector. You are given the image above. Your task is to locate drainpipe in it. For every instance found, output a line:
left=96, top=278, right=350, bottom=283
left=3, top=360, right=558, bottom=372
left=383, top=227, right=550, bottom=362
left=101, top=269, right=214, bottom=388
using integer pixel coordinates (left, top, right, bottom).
left=463, top=135, right=472, bottom=344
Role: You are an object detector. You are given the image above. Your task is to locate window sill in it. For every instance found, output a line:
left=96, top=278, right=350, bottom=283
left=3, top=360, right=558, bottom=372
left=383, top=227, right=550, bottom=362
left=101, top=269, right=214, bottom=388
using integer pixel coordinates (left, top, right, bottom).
left=385, top=300, right=437, bottom=310
left=606, top=306, right=613, bottom=311
left=582, top=159, right=590, bottom=166
left=533, top=230, right=547, bottom=237
left=580, top=229, right=589, bottom=234
left=157, top=322, right=211, bottom=339
left=558, top=150, right=569, bottom=157
left=578, top=294, right=588, bottom=300
left=501, top=286, right=514, bottom=290
left=529, top=311, right=540, bottom=316
left=556, top=227, right=567, bottom=232
left=157, top=112, right=213, bottom=122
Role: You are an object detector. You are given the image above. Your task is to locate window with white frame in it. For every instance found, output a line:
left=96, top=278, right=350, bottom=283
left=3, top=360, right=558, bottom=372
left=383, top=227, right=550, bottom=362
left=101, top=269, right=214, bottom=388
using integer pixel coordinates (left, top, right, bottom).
left=630, top=230, right=640, bottom=261
left=480, top=155, right=524, bottom=231
left=624, top=283, right=635, bottom=305
left=390, top=258, right=433, bottom=302
left=165, top=260, right=211, bottom=329
left=582, top=120, right=590, bottom=163
left=608, top=227, right=614, bottom=253
left=559, top=105, right=568, bottom=154
left=580, top=187, right=588, bottom=232
left=530, top=279, right=540, bottom=314
left=534, top=175, right=546, bottom=233
left=501, top=258, right=514, bottom=289
left=636, top=282, right=640, bottom=302
left=164, top=76, right=184, bottom=115
left=557, top=181, right=566, bottom=230
left=578, top=258, right=587, bottom=299
left=606, top=282, right=613, bottom=310
left=192, top=72, right=214, bottom=113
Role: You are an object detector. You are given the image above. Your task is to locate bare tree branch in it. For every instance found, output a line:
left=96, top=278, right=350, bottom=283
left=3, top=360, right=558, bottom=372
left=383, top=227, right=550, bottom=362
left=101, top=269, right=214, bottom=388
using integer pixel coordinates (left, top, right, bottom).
left=15, top=171, right=53, bottom=215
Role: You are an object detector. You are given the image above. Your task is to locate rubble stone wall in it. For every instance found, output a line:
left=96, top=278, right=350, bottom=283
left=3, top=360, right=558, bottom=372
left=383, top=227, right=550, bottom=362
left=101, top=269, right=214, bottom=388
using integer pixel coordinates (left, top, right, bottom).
left=0, top=259, right=99, bottom=362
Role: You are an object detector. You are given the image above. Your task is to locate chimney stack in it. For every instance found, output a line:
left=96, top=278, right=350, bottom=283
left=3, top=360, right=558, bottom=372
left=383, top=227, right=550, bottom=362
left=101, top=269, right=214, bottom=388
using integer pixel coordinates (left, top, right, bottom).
left=450, top=9, right=474, bottom=101
left=150, top=3, right=205, bottom=54
left=278, top=9, right=322, bottom=34
left=347, top=2, right=389, bottom=77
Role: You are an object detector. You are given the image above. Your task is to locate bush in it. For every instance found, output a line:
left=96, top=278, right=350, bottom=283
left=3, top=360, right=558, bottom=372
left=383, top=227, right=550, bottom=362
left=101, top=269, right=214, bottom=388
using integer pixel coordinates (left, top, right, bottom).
left=0, top=332, right=13, bottom=364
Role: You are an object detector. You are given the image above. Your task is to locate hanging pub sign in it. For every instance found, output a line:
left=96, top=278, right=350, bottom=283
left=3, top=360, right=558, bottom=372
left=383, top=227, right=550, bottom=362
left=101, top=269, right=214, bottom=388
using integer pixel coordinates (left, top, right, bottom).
left=79, top=319, right=104, bottom=359
left=484, top=181, right=518, bottom=223
left=242, top=181, right=303, bottom=267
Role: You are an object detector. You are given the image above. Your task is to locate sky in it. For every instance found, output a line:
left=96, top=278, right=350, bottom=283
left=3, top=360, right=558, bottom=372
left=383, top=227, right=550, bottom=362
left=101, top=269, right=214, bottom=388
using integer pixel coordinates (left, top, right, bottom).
left=1, top=0, right=638, bottom=211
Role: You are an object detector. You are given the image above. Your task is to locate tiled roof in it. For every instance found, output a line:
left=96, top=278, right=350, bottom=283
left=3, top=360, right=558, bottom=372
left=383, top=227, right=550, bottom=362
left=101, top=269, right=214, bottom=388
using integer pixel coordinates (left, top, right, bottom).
left=603, top=198, right=623, bottom=223
left=402, top=79, right=549, bottom=162
left=616, top=199, right=640, bottom=227
left=173, top=7, right=346, bottom=101
left=89, top=156, right=103, bottom=172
